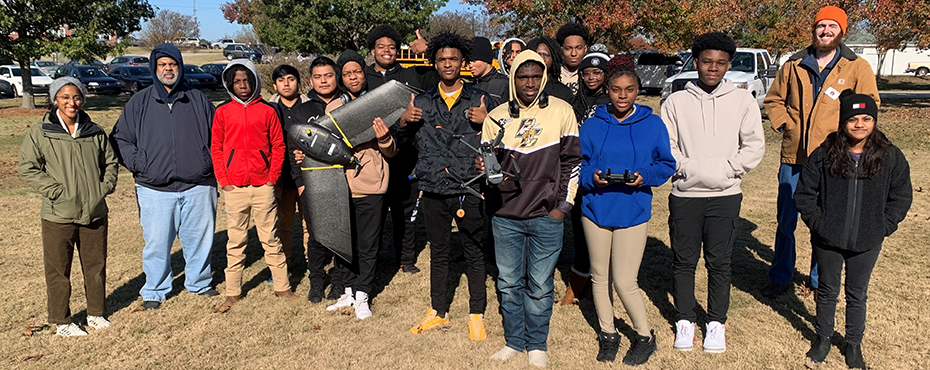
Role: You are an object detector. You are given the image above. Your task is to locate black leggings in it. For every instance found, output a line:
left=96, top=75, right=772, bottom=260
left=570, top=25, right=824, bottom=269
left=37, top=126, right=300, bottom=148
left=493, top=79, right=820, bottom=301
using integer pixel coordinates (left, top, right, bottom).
left=813, top=244, right=881, bottom=344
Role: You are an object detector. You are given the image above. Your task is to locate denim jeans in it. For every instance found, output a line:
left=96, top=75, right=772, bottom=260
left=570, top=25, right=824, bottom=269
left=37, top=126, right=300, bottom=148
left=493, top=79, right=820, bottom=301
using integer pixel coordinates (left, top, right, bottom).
left=771, top=163, right=819, bottom=288
left=492, top=215, right=563, bottom=352
left=136, top=184, right=217, bottom=301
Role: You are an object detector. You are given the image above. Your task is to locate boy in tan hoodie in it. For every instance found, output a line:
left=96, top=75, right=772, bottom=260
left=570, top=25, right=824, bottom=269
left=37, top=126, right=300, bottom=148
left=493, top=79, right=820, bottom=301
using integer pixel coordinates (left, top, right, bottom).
left=660, top=32, right=765, bottom=354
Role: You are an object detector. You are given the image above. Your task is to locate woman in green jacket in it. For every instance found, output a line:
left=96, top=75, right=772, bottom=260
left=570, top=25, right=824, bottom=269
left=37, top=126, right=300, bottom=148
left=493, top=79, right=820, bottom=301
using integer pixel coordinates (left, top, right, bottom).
left=18, top=77, right=118, bottom=337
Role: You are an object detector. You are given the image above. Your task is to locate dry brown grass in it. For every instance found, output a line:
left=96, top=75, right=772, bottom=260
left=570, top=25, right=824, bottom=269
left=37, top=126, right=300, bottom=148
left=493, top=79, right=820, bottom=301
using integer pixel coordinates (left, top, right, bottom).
left=0, top=95, right=928, bottom=370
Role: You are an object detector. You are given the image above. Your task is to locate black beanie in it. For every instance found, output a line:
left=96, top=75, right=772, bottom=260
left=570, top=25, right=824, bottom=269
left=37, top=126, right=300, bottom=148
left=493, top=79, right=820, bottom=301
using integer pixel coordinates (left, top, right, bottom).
left=838, top=89, right=878, bottom=126
left=472, top=37, right=494, bottom=64
left=577, top=52, right=610, bottom=73
left=336, top=49, right=366, bottom=70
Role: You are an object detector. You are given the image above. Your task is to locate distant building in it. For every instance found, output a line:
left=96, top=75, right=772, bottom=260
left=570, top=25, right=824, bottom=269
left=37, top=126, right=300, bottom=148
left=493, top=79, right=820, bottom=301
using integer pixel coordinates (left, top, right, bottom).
left=777, top=30, right=930, bottom=76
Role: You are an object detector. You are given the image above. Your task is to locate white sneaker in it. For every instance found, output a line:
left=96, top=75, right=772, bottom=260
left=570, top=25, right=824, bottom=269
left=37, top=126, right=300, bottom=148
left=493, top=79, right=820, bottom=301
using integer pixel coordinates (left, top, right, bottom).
left=354, top=291, right=372, bottom=320
left=490, top=346, right=520, bottom=361
left=56, top=323, right=88, bottom=337
left=326, top=294, right=355, bottom=311
left=703, top=321, right=726, bottom=353
left=528, top=350, right=548, bottom=367
left=87, top=316, right=110, bottom=329
left=674, top=320, right=695, bottom=351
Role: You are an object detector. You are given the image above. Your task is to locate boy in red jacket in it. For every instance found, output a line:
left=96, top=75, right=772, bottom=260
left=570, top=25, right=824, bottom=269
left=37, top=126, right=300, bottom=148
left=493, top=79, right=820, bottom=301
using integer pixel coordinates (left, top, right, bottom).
left=211, top=60, right=299, bottom=312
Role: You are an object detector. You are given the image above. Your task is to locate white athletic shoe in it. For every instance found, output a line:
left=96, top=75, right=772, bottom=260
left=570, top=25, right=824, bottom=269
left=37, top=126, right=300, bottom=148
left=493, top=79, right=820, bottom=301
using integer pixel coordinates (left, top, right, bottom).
left=674, top=320, right=696, bottom=351
left=56, top=323, right=88, bottom=337
left=703, top=321, right=726, bottom=353
left=490, top=346, right=520, bottom=361
left=87, top=316, right=110, bottom=329
left=528, top=350, right=548, bottom=367
left=326, top=294, right=355, bottom=311
left=354, top=291, right=372, bottom=320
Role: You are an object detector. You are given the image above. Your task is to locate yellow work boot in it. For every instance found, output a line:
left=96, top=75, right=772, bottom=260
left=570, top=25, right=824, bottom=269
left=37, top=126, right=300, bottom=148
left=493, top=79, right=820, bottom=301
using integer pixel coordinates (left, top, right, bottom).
left=409, top=309, right=450, bottom=334
left=468, top=313, right=487, bottom=341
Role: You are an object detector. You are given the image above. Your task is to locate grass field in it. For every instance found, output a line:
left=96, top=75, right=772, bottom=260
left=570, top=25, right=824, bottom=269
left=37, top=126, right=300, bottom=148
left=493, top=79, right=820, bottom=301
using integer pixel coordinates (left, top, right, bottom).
left=0, top=92, right=928, bottom=370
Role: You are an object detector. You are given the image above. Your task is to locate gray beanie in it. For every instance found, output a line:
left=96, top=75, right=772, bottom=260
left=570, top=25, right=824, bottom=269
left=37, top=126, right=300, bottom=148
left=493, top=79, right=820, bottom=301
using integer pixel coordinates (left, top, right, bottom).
left=49, top=77, right=87, bottom=100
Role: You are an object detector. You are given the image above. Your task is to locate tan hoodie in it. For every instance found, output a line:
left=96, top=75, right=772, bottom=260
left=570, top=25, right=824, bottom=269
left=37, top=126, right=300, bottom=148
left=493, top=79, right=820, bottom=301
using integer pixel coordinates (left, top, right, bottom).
left=660, top=79, right=765, bottom=198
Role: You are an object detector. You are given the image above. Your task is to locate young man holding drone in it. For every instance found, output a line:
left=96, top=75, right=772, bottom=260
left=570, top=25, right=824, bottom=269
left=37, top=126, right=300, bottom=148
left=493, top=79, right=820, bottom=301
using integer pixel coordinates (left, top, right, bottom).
left=479, top=50, right=582, bottom=367
left=395, top=31, right=498, bottom=341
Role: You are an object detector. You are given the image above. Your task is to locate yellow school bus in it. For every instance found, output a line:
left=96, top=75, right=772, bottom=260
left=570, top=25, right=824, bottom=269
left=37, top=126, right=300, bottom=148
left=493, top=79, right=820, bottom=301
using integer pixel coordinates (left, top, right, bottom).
left=397, top=41, right=507, bottom=79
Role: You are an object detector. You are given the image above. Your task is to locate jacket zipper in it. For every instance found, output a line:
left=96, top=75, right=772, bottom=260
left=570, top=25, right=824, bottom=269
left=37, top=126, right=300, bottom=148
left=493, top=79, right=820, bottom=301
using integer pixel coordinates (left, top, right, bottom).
left=848, top=160, right=861, bottom=249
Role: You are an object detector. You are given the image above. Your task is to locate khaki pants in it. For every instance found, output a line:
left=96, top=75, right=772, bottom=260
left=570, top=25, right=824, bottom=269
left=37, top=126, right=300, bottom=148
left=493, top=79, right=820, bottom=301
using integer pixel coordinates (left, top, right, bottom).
left=42, top=218, right=107, bottom=325
left=276, top=187, right=307, bottom=264
left=582, top=217, right=651, bottom=336
left=223, top=185, right=289, bottom=296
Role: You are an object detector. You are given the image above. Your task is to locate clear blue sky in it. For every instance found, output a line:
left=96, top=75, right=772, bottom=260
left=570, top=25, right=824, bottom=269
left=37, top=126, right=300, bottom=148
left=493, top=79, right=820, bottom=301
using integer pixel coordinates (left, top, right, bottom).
left=142, top=0, right=482, bottom=41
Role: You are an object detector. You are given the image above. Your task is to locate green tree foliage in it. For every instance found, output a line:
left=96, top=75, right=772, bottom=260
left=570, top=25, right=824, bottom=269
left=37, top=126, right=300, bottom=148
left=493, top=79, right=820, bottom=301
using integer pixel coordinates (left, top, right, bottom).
left=221, top=0, right=443, bottom=55
left=0, top=0, right=154, bottom=108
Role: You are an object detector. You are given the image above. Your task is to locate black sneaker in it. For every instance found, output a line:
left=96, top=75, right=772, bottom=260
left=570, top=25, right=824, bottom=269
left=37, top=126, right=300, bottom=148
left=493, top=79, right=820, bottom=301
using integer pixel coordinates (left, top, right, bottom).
left=622, top=330, right=657, bottom=366
left=197, top=288, right=220, bottom=297
left=762, top=281, right=790, bottom=298
left=806, top=335, right=831, bottom=363
left=326, top=285, right=342, bottom=300
left=845, top=342, right=866, bottom=369
left=596, top=331, right=621, bottom=362
left=307, top=286, right=324, bottom=303
left=141, top=301, right=161, bottom=310
left=401, top=264, right=421, bottom=274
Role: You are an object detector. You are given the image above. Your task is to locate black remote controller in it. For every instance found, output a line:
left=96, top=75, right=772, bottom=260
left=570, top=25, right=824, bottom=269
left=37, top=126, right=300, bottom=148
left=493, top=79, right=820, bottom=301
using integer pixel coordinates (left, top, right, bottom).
left=598, top=168, right=637, bottom=184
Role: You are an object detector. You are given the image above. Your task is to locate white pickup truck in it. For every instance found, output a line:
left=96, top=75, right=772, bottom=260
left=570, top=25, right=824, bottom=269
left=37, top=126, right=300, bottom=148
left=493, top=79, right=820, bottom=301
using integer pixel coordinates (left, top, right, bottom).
left=661, top=48, right=779, bottom=109
left=904, top=62, right=929, bottom=77
left=212, top=39, right=238, bottom=50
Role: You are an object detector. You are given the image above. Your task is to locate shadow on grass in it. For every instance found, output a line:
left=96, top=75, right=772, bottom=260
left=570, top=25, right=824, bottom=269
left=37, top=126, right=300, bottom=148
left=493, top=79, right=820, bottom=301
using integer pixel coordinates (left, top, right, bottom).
left=876, top=76, right=930, bottom=91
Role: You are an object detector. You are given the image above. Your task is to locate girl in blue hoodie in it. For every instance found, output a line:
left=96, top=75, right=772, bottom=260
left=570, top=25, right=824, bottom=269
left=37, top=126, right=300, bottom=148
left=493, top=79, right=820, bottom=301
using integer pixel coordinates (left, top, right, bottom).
left=579, top=68, right=676, bottom=365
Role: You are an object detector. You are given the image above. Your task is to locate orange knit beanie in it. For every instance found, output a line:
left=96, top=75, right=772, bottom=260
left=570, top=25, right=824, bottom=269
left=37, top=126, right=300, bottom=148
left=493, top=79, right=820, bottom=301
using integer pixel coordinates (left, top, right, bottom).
left=814, top=6, right=848, bottom=34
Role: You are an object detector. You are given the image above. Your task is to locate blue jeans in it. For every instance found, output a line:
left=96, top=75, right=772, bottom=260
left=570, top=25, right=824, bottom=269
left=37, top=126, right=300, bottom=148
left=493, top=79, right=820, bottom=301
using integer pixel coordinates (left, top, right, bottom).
left=770, top=163, right=818, bottom=288
left=492, top=215, right=563, bottom=352
left=136, top=184, right=217, bottom=301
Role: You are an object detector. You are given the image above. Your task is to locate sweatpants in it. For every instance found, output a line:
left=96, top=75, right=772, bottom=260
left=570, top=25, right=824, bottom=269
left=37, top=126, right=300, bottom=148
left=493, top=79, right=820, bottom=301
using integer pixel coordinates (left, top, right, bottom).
left=669, top=193, right=742, bottom=324
left=582, top=218, right=651, bottom=336
left=332, top=195, right=385, bottom=295
left=421, top=192, right=486, bottom=315
left=813, top=243, right=881, bottom=344
left=42, top=218, right=108, bottom=325
left=223, top=185, right=290, bottom=296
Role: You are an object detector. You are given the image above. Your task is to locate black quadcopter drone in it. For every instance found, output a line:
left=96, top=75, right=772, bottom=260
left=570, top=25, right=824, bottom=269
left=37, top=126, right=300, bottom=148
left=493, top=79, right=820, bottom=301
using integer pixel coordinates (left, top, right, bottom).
left=434, top=117, right=522, bottom=199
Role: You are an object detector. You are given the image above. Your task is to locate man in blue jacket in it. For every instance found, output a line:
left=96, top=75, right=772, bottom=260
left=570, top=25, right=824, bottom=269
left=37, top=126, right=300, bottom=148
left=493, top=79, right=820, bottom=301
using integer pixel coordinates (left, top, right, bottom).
left=110, top=44, right=219, bottom=310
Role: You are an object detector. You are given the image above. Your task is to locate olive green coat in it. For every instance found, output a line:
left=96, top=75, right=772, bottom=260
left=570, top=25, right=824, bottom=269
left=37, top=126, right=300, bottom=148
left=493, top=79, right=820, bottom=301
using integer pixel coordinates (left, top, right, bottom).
left=18, top=110, right=118, bottom=225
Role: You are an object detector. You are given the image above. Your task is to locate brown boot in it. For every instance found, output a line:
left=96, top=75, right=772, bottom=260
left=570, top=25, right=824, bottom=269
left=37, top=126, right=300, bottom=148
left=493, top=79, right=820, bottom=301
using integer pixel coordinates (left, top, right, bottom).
left=275, top=290, right=300, bottom=301
left=560, top=272, right=590, bottom=306
left=215, top=295, right=241, bottom=313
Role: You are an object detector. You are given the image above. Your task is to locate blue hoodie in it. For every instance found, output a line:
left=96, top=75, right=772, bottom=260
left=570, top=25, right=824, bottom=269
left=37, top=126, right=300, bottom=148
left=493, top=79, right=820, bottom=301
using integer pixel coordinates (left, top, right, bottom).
left=579, top=104, right=675, bottom=228
left=110, top=43, right=217, bottom=191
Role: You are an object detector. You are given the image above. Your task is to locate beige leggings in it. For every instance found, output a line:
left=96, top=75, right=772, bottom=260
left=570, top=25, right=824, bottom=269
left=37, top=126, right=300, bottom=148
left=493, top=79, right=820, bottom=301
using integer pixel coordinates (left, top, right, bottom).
left=582, top=217, right=651, bottom=336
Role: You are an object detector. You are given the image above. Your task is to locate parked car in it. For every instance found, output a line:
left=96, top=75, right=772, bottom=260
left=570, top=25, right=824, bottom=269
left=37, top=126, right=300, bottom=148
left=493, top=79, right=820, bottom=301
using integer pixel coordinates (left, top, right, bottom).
left=632, top=50, right=687, bottom=93
left=173, top=37, right=201, bottom=48
left=107, top=66, right=154, bottom=94
left=661, top=48, right=778, bottom=109
left=0, top=79, right=13, bottom=98
left=200, top=63, right=228, bottom=82
left=32, top=60, right=59, bottom=76
left=223, top=44, right=262, bottom=62
left=183, top=64, right=218, bottom=90
left=212, top=39, right=237, bottom=49
left=0, top=65, right=53, bottom=96
left=104, top=55, right=149, bottom=72
left=904, top=61, right=930, bottom=77
left=66, top=58, right=106, bottom=68
left=52, top=65, right=121, bottom=95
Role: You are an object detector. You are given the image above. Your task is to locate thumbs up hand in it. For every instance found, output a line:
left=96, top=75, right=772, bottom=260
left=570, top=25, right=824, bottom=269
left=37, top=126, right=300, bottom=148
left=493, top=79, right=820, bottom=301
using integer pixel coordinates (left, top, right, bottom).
left=409, top=29, right=427, bottom=55
left=400, top=93, right=422, bottom=126
left=468, top=95, right=488, bottom=124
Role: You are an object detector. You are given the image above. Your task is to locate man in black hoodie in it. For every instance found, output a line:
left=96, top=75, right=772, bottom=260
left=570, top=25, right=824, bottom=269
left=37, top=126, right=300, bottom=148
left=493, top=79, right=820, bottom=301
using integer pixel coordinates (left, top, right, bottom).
left=470, top=36, right=508, bottom=103
left=110, top=44, right=219, bottom=310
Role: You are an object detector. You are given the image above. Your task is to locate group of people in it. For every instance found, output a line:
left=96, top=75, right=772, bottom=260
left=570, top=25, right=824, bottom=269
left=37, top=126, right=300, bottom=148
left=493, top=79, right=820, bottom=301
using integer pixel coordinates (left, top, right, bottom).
left=17, top=5, right=912, bottom=369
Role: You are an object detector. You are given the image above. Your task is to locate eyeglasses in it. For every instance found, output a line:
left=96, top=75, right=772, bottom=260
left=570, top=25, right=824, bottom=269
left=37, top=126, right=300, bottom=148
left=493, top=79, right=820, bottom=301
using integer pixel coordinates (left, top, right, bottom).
left=582, top=70, right=605, bottom=78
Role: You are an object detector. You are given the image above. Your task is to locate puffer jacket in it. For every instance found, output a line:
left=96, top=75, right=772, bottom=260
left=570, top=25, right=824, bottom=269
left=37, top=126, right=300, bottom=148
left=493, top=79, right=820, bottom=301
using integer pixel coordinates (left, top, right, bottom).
left=764, top=44, right=880, bottom=165
left=395, top=82, right=496, bottom=195
left=795, top=142, right=911, bottom=251
left=18, top=110, right=118, bottom=224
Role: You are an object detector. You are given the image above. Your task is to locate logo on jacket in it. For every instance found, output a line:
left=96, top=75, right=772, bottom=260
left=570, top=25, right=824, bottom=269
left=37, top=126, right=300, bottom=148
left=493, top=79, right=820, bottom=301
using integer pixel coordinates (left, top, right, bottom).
left=515, top=118, right=542, bottom=147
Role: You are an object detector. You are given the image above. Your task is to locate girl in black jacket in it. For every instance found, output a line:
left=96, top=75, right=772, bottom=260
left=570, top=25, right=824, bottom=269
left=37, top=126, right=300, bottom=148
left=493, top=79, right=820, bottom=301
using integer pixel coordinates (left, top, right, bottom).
left=795, top=91, right=911, bottom=369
